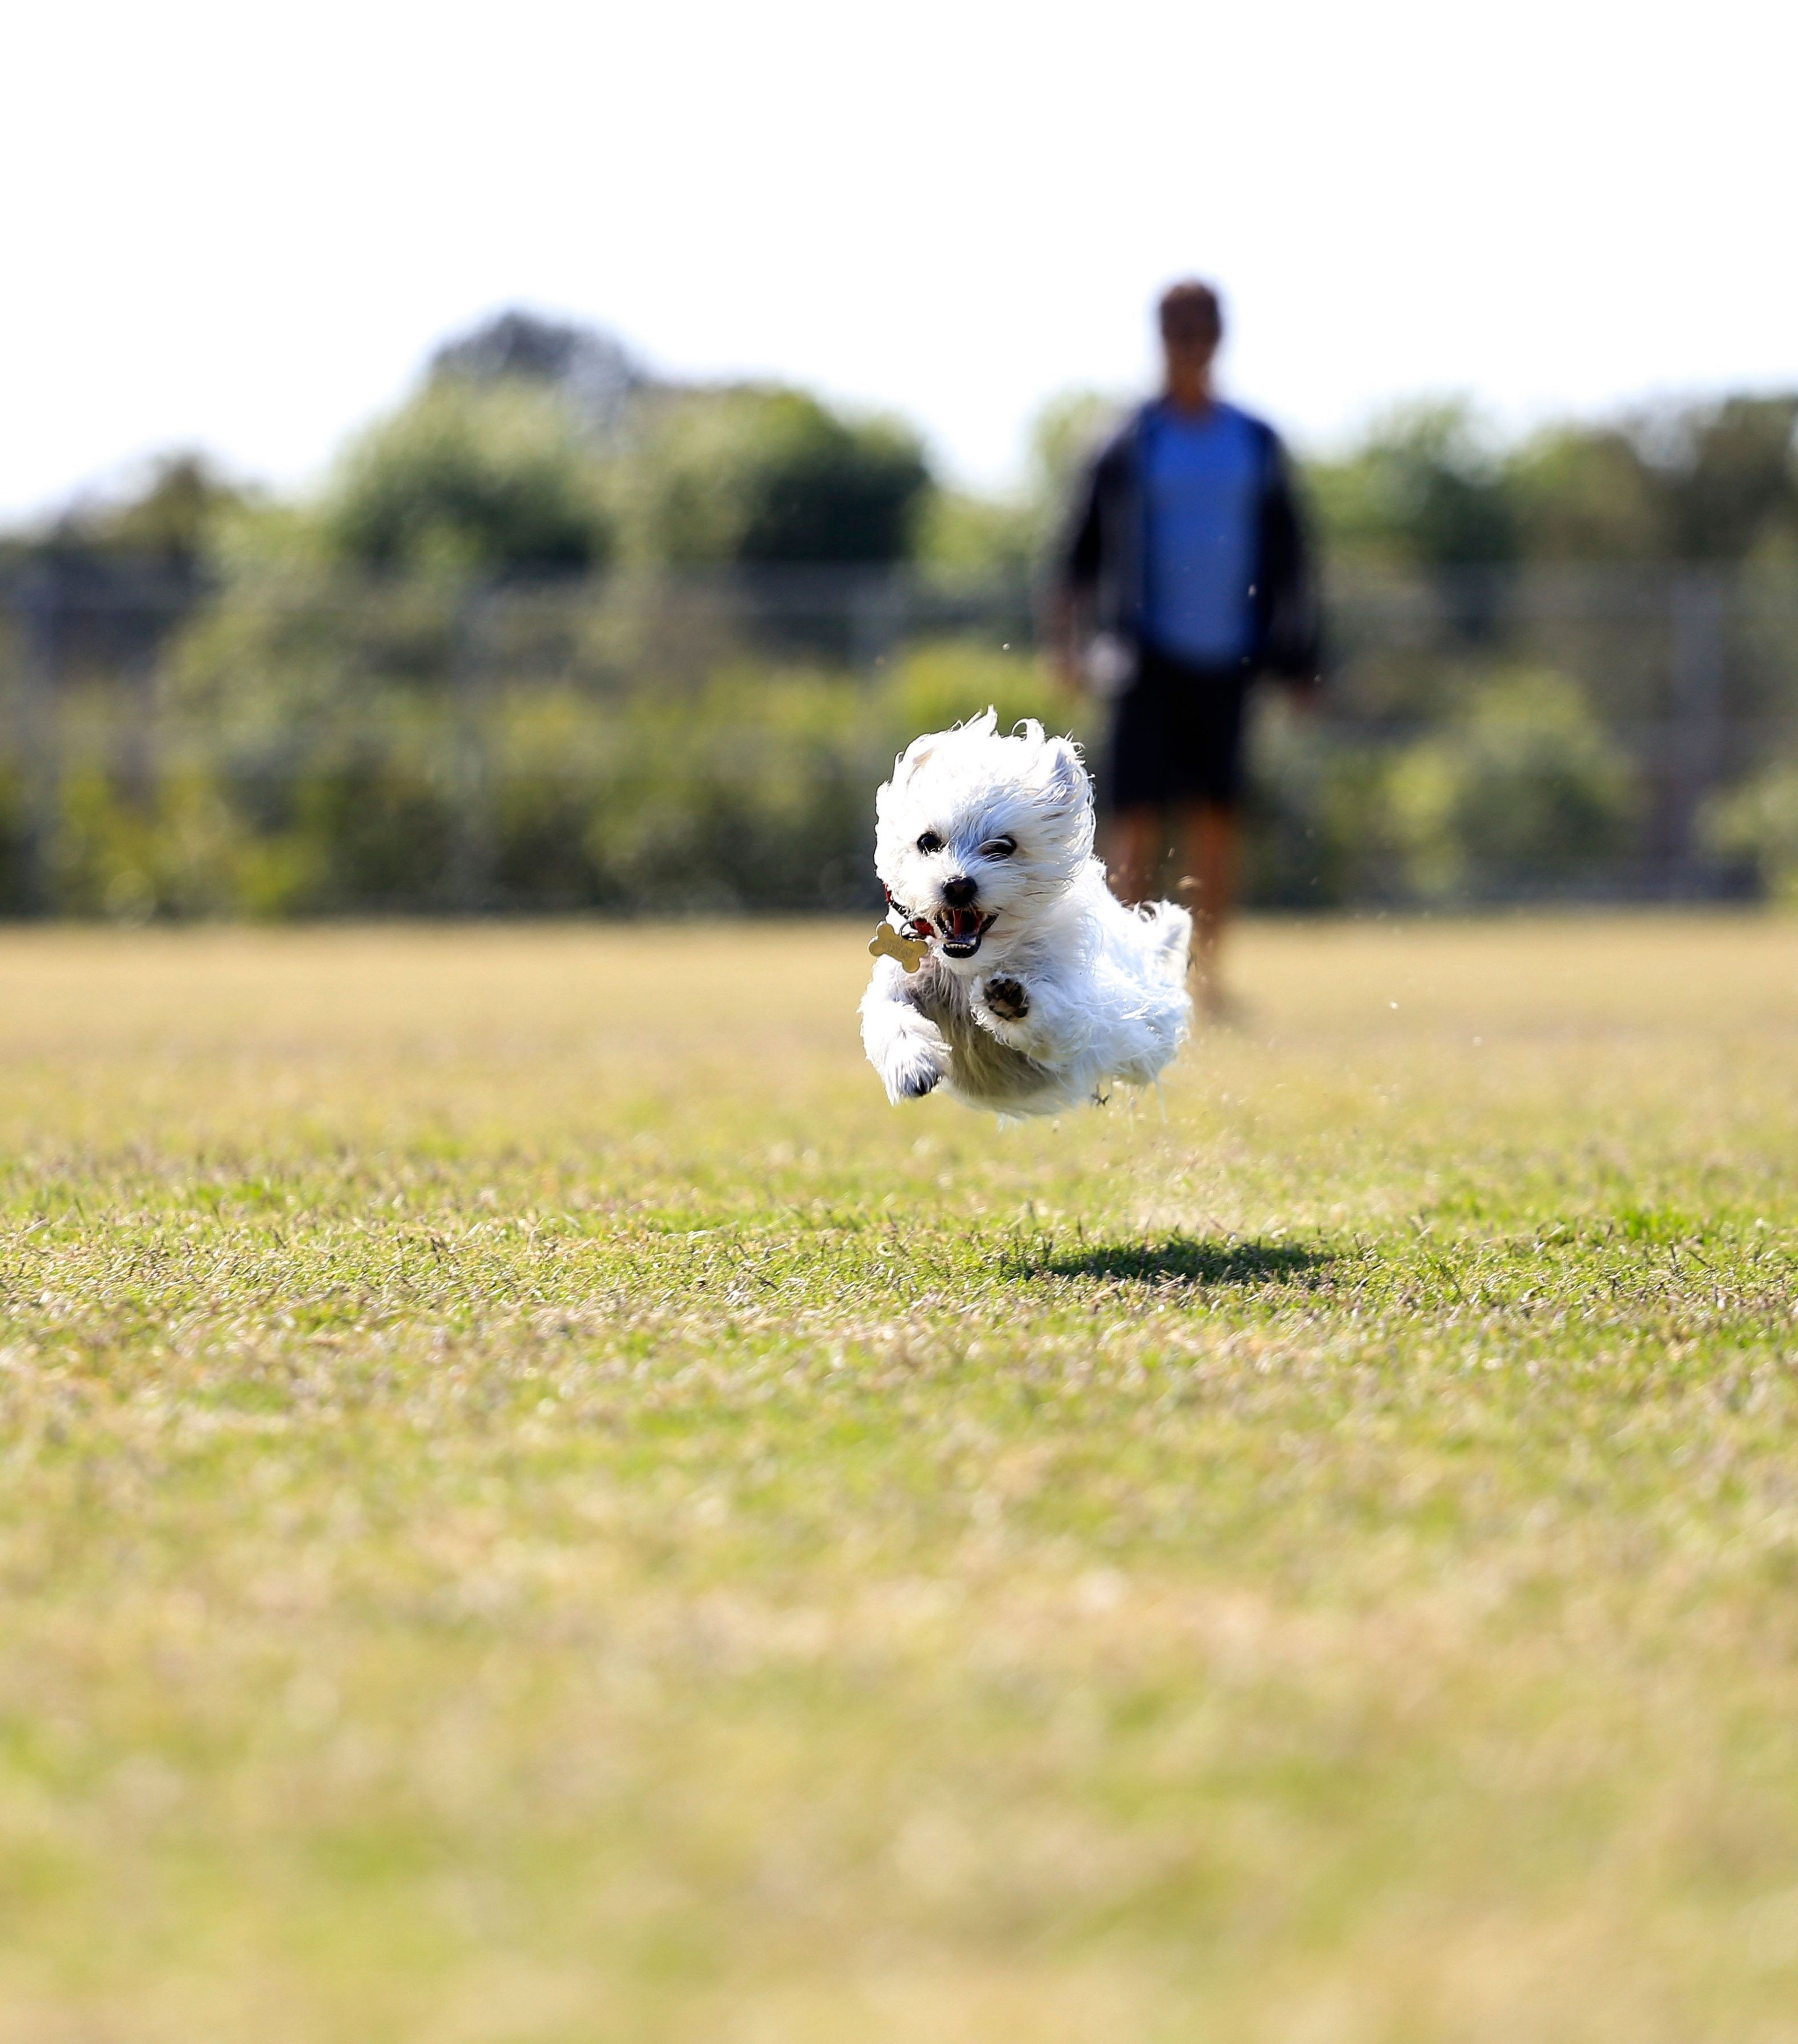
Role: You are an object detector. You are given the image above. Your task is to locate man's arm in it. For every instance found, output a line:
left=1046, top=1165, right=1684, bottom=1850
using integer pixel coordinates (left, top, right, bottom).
left=1257, top=437, right=1323, bottom=688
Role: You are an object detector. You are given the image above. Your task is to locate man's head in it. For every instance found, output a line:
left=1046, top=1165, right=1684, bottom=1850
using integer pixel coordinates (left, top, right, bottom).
left=1158, top=280, right=1223, bottom=404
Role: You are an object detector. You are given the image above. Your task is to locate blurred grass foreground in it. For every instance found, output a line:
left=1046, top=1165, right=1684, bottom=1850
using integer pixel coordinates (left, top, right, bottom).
left=4, top=914, right=1798, bottom=2040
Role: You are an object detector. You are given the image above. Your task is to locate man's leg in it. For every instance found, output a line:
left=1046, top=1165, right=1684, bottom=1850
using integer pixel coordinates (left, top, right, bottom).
left=1106, top=805, right=1164, bottom=907
left=1175, top=799, right=1239, bottom=1016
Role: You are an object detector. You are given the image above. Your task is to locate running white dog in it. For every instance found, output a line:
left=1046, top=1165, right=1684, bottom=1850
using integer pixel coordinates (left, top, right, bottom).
left=859, top=710, right=1192, bottom=1116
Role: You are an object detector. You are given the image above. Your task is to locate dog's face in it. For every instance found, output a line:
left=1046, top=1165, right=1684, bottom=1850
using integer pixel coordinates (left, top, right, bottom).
left=874, top=710, right=1094, bottom=966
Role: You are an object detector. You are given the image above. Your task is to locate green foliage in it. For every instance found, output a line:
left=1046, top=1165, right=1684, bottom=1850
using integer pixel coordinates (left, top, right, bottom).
left=913, top=489, right=1038, bottom=581
left=1027, top=390, right=1121, bottom=521
left=47, top=765, right=243, bottom=920
left=324, top=382, right=612, bottom=577
left=1507, top=424, right=1667, bottom=562
left=1658, top=394, right=1798, bottom=561
left=1, top=637, right=1085, bottom=921
left=1383, top=669, right=1639, bottom=899
left=1702, top=760, right=1798, bottom=903
left=1306, top=400, right=1516, bottom=572
left=76, top=453, right=248, bottom=568
left=889, top=642, right=1078, bottom=744
left=0, top=766, right=33, bottom=909
left=914, top=391, right=1123, bottom=583
left=0, top=597, right=1672, bottom=923
left=0, top=452, right=250, bottom=595
left=1239, top=672, right=1643, bottom=909
left=427, top=307, right=646, bottom=431
left=167, top=567, right=461, bottom=728
left=1309, top=393, right=1798, bottom=573
left=574, top=670, right=881, bottom=911
left=739, top=402, right=928, bottom=567
left=1242, top=705, right=1398, bottom=907
left=620, top=387, right=930, bottom=567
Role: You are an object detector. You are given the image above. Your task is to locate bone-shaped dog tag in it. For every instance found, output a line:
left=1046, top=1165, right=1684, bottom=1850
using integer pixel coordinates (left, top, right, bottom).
left=869, top=920, right=929, bottom=974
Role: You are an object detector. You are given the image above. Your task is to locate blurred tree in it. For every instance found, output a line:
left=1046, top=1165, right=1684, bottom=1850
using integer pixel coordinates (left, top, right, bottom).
left=428, top=308, right=649, bottom=435
left=1505, top=425, right=1667, bottom=562
left=916, top=390, right=1121, bottom=582
left=1029, top=390, right=1122, bottom=522
left=1330, top=393, right=1798, bottom=569
left=1652, top=394, right=1798, bottom=561
left=1, top=455, right=250, bottom=695
left=323, top=382, right=611, bottom=577
left=1385, top=669, right=1638, bottom=897
left=737, top=399, right=928, bottom=565
left=8, top=453, right=248, bottom=576
left=621, top=386, right=930, bottom=567
left=1307, top=401, right=1516, bottom=572
left=82, top=454, right=246, bottom=569
left=1702, top=760, right=1798, bottom=902
left=915, top=489, right=1036, bottom=581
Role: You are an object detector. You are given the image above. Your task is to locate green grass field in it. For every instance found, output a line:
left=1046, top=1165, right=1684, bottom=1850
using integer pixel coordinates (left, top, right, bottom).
left=3, top=914, right=1797, bottom=2044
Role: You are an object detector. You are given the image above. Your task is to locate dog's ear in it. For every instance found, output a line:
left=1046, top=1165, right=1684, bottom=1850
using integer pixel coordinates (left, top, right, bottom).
left=1039, top=735, right=1090, bottom=809
left=893, top=734, right=937, bottom=781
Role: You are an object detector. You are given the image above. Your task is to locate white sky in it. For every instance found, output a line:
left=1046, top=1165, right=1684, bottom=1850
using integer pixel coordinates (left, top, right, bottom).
left=5, top=0, right=1795, bottom=522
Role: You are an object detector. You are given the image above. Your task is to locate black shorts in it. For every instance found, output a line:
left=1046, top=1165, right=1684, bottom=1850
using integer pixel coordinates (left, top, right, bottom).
left=1106, top=647, right=1253, bottom=811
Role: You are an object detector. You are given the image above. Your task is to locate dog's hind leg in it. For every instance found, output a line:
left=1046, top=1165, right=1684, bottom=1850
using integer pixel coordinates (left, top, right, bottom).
left=1143, top=901, right=1194, bottom=979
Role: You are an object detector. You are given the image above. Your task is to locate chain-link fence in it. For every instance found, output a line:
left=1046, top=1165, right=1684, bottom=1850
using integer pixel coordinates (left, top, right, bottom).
left=2, top=557, right=1795, bottom=917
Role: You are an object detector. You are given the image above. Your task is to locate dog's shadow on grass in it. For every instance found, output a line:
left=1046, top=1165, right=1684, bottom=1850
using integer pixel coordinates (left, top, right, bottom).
left=1011, top=1233, right=1333, bottom=1290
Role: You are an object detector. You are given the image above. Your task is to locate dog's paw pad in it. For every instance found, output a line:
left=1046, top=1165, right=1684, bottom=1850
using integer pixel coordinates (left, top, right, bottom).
left=983, top=975, right=1030, bottom=1021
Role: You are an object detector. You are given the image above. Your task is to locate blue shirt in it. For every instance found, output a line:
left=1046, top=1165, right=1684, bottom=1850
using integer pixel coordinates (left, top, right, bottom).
left=1140, top=400, right=1265, bottom=668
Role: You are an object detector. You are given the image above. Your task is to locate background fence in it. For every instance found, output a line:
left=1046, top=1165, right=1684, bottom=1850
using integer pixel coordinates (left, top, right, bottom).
left=3, top=557, right=1796, bottom=918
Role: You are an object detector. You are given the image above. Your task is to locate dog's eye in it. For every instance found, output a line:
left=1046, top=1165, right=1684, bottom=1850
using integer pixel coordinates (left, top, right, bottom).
left=916, top=831, right=943, bottom=855
left=980, top=836, right=1017, bottom=860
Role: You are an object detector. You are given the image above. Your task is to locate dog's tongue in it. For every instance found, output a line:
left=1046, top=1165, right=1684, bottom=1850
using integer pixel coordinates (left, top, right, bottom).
left=942, top=907, right=982, bottom=938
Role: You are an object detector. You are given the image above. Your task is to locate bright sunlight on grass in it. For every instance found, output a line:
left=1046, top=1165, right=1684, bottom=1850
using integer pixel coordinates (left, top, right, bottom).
left=2, top=914, right=1797, bottom=2043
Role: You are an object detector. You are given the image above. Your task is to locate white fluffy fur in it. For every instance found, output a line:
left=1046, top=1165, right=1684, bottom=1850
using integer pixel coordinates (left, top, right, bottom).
left=860, top=710, right=1192, bottom=1116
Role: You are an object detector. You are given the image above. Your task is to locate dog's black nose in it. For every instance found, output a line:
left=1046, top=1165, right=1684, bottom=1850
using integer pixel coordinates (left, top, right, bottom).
left=940, top=875, right=977, bottom=908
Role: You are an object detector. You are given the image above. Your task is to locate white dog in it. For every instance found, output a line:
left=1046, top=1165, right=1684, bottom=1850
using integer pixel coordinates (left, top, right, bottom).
left=859, top=710, right=1192, bottom=1116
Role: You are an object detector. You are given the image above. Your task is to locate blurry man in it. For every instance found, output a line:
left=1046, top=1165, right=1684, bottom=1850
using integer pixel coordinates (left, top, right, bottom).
left=1052, top=280, right=1319, bottom=1016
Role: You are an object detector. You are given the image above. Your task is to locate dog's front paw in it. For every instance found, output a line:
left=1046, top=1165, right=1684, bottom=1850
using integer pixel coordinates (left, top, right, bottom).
left=982, top=974, right=1030, bottom=1022
left=884, top=1041, right=948, bottom=1103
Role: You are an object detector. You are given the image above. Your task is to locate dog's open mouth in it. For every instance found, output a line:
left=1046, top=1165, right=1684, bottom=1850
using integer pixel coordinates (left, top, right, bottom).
left=936, top=907, right=996, bottom=959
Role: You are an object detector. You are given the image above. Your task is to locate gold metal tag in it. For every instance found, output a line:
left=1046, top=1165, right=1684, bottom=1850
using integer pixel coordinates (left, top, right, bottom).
left=869, top=920, right=929, bottom=974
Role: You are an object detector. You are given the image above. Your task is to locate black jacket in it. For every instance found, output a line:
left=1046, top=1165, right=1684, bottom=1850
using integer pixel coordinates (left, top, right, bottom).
left=1055, top=402, right=1321, bottom=684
